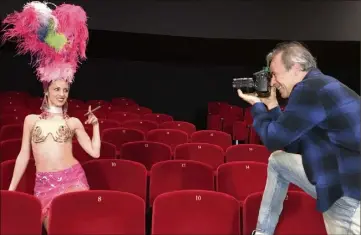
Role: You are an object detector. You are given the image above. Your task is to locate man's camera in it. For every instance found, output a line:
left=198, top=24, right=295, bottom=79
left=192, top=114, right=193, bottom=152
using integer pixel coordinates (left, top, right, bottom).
left=232, top=67, right=271, bottom=97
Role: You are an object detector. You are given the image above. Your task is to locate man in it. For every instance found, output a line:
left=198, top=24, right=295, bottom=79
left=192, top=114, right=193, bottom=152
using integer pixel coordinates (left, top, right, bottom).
left=238, top=41, right=360, bottom=235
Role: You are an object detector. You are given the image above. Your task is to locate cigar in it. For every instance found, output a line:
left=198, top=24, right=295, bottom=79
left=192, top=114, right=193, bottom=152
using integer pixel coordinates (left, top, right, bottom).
left=84, top=106, right=101, bottom=116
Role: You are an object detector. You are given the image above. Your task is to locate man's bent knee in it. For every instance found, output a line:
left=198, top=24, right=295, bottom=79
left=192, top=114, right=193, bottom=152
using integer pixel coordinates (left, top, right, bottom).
left=268, top=150, right=288, bottom=168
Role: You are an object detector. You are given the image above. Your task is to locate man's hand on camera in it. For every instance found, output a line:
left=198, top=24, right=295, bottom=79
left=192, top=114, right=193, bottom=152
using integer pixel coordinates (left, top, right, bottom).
left=261, top=86, right=279, bottom=110
left=237, top=86, right=279, bottom=109
left=237, top=89, right=261, bottom=105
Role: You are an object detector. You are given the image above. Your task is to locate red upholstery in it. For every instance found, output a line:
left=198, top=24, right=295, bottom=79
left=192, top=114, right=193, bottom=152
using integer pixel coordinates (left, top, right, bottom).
left=121, top=141, right=172, bottom=170
left=82, top=159, right=147, bottom=201
left=107, top=112, right=140, bottom=123
left=249, top=128, right=262, bottom=144
left=0, top=159, right=36, bottom=194
left=101, top=128, right=145, bottom=151
left=206, top=114, right=222, bottom=130
left=159, top=121, right=196, bottom=136
left=121, top=120, right=158, bottom=134
left=97, top=119, right=121, bottom=133
left=226, top=144, right=271, bottom=164
left=152, top=190, right=240, bottom=235
left=0, top=100, right=27, bottom=108
left=0, top=124, right=23, bottom=141
left=126, top=106, right=152, bottom=116
left=174, top=143, right=225, bottom=170
left=243, top=107, right=253, bottom=126
left=232, top=121, right=248, bottom=142
left=191, top=130, right=232, bottom=152
left=217, top=162, right=267, bottom=203
left=143, top=113, right=173, bottom=124
left=149, top=160, right=214, bottom=205
left=1, top=190, right=42, bottom=235
left=48, top=190, right=145, bottom=235
left=72, top=141, right=117, bottom=163
left=243, top=191, right=327, bottom=235
left=0, top=138, right=22, bottom=162
left=0, top=114, right=26, bottom=127
left=147, top=129, right=188, bottom=152
left=71, top=109, right=108, bottom=120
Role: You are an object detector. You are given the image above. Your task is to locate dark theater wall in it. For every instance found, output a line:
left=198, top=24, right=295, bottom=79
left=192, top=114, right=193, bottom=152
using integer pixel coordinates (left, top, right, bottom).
left=0, top=1, right=360, bottom=128
left=1, top=0, right=360, bottom=41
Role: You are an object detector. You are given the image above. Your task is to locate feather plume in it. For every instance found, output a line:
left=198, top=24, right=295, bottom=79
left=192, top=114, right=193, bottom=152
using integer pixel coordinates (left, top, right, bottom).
left=1, top=1, right=88, bottom=84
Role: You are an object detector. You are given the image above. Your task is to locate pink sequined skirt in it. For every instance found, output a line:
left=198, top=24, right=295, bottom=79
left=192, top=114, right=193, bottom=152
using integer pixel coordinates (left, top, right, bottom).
left=34, top=163, right=89, bottom=219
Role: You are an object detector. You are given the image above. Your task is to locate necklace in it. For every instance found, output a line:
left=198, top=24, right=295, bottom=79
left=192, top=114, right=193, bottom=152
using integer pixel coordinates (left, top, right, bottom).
left=46, top=106, right=63, bottom=114
left=41, top=105, right=68, bottom=119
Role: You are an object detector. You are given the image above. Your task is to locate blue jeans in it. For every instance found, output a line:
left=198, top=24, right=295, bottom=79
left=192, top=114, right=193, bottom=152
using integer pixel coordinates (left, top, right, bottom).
left=255, top=151, right=360, bottom=235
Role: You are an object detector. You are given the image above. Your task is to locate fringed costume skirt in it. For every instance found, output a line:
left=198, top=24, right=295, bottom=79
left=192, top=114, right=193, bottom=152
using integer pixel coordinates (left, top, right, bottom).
left=34, top=163, right=89, bottom=220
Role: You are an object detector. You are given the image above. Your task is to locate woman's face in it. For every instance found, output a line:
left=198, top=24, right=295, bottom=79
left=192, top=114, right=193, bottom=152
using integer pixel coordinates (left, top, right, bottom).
left=46, top=80, right=69, bottom=107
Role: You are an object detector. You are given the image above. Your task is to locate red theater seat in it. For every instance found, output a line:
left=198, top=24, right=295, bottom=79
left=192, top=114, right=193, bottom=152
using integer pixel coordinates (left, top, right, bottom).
left=152, top=190, right=240, bottom=235
left=1, top=190, right=42, bottom=235
left=48, top=190, right=145, bottom=235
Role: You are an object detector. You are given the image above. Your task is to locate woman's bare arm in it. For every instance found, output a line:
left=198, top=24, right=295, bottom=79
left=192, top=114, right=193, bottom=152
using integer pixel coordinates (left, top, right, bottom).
left=8, top=114, right=37, bottom=191
left=72, top=117, right=100, bottom=158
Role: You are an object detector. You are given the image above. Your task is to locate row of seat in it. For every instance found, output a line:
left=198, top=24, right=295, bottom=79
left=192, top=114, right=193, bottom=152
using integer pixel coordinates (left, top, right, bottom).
left=1, top=189, right=327, bottom=235
left=0, top=123, right=234, bottom=152
left=1, top=92, right=260, bottom=144
left=1, top=136, right=269, bottom=167
left=1, top=159, right=302, bottom=205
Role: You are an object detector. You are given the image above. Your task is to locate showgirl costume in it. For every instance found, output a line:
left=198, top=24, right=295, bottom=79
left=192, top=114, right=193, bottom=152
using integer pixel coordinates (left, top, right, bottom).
left=2, top=1, right=90, bottom=219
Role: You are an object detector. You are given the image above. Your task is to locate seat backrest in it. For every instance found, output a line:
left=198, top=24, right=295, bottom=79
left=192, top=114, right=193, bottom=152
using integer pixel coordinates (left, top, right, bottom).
left=121, top=120, right=158, bottom=134
left=1, top=190, right=42, bottom=235
left=101, top=128, right=145, bottom=151
left=149, top=160, right=214, bottom=205
left=98, top=119, right=121, bottom=132
left=48, top=190, right=145, bottom=235
left=191, top=130, right=232, bottom=152
left=82, top=159, right=148, bottom=201
left=217, top=161, right=267, bottom=202
left=147, top=129, right=189, bottom=152
left=72, top=141, right=117, bottom=163
left=242, top=191, right=327, bottom=235
left=107, top=112, right=140, bottom=124
left=0, top=159, right=36, bottom=194
left=226, top=144, right=270, bottom=164
left=174, top=143, right=225, bottom=170
left=127, top=106, right=152, bottom=116
left=152, top=190, right=240, bottom=235
left=0, top=124, right=23, bottom=141
left=0, top=138, right=22, bottom=162
left=121, top=141, right=172, bottom=170
left=143, top=113, right=173, bottom=124
left=159, top=121, right=196, bottom=136
left=0, top=114, right=25, bottom=126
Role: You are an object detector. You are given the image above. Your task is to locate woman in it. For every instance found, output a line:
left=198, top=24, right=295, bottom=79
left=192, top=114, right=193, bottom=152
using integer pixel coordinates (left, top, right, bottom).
left=8, top=79, right=100, bottom=228
left=2, top=1, right=96, bottom=230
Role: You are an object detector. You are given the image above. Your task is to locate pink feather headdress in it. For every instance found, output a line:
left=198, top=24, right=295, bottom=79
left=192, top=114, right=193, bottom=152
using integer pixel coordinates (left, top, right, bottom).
left=1, top=1, right=88, bottom=84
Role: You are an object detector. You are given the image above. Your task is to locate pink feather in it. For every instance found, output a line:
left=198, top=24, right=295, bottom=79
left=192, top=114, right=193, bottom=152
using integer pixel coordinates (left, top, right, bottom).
left=1, top=3, right=89, bottom=84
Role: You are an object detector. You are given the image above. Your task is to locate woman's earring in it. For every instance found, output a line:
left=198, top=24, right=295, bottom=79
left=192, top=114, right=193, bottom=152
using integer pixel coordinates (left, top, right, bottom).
left=40, top=93, right=49, bottom=111
left=63, top=101, right=68, bottom=114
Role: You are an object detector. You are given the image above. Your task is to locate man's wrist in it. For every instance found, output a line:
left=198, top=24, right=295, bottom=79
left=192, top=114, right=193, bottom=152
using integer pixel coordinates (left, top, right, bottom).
left=266, top=102, right=279, bottom=110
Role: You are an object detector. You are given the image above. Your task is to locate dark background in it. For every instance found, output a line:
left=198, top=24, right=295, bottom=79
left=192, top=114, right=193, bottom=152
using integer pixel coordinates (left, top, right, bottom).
left=1, top=0, right=360, bottom=129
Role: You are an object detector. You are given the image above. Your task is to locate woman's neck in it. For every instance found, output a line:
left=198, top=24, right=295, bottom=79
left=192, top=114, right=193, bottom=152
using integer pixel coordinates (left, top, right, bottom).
left=45, top=105, right=63, bottom=114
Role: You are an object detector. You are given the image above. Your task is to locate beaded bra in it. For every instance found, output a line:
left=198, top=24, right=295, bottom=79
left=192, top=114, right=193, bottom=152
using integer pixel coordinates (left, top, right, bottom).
left=31, top=106, right=74, bottom=143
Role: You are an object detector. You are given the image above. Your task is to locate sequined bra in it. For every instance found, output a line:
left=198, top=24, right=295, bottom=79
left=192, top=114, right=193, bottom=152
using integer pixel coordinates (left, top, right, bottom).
left=31, top=117, right=74, bottom=143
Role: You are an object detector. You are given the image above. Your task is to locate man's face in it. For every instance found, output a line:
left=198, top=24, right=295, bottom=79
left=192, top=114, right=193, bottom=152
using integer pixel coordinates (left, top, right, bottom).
left=269, top=52, right=298, bottom=98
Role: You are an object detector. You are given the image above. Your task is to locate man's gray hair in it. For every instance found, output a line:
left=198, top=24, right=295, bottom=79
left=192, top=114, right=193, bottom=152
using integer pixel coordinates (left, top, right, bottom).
left=266, top=41, right=317, bottom=71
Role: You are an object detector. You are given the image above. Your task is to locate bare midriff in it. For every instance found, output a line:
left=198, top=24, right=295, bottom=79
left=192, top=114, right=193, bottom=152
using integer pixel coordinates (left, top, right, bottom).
left=31, top=117, right=79, bottom=172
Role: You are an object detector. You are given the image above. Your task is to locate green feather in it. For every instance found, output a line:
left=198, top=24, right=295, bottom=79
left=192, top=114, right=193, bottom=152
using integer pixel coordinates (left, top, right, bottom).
left=44, top=19, right=67, bottom=51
